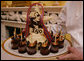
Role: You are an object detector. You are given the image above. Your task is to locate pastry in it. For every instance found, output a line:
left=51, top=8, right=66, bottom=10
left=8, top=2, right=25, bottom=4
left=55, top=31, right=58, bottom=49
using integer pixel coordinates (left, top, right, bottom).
left=50, top=42, right=59, bottom=53
left=11, top=35, right=20, bottom=50
left=26, top=41, right=37, bottom=55
left=58, top=35, right=65, bottom=48
left=40, top=41, right=50, bottom=55
left=18, top=38, right=27, bottom=53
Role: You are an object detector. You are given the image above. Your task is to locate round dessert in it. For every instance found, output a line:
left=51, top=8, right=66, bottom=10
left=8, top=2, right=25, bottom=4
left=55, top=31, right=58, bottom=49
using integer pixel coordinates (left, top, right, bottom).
left=40, top=41, right=50, bottom=55
left=18, top=38, right=27, bottom=53
left=58, top=35, right=65, bottom=48
left=50, top=41, right=59, bottom=53
left=26, top=41, right=37, bottom=55
left=11, top=35, right=20, bottom=50
left=11, top=42, right=18, bottom=50
left=18, top=38, right=26, bottom=53
left=16, top=35, right=21, bottom=42
left=11, top=36, right=16, bottom=44
left=11, top=35, right=21, bottom=44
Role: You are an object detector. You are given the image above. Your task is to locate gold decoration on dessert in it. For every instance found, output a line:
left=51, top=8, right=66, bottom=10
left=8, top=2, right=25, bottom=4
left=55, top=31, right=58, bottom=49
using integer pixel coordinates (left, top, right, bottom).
left=59, top=35, right=64, bottom=41
left=14, top=28, right=16, bottom=38
left=59, top=30, right=64, bottom=41
left=20, top=28, right=22, bottom=40
left=22, top=41, right=26, bottom=45
left=42, top=42, right=47, bottom=47
left=53, top=42, right=58, bottom=45
left=29, top=43, right=34, bottom=47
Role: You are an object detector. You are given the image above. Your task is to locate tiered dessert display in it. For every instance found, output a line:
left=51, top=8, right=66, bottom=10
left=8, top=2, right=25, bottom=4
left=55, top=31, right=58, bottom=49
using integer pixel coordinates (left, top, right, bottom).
left=10, top=3, right=66, bottom=56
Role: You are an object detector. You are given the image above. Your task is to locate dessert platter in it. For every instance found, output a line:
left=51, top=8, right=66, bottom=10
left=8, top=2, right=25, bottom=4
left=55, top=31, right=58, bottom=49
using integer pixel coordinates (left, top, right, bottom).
left=2, top=3, right=72, bottom=59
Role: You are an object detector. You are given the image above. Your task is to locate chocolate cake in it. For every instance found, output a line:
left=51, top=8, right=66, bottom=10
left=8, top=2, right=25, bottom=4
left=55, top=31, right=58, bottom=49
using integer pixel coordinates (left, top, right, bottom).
left=58, top=35, right=65, bottom=48
left=18, top=38, right=27, bottom=53
left=11, top=43, right=19, bottom=50
left=26, top=41, right=37, bottom=55
left=40, top=41, right=50, bottom=55
left=11, top=35, right=20, bottom=50
left=11, top=35, right=21, bottom=44
left=50, top=42, right=59, bottom=53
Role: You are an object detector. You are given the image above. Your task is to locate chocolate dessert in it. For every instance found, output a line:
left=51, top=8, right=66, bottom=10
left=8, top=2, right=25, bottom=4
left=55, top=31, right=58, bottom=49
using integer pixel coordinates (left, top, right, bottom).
left=26, top=41, right=37, bottom=55
left=40, top=41, right=50, bottom=55
left=58, top=35, right=65, bottom=48
left=50, top=42, right=59, bottom=53
left=18, top=38, right=27, bottom=53
left=11, top=35, right=20, bottom=50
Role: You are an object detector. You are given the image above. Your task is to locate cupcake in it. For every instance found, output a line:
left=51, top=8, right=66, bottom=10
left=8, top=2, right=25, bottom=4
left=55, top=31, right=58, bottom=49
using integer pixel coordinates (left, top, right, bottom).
left=11, top=35, right=20, bottom=50
left=11, top=35, right=21, bottom=43
left=58, top=35, right=65, bottom=48
left=18, top=38, right=27, bottom=53
left=26, top=41, right=37, bottom=55
left=11, top=42, right=18, bottom=50
left=11, top=36, right=16, bottom=44
left=16, top=35, right=21, bottom=42
left=40, top=41, right=50, bottom=55
left=50, top=41, right=59, bottom=53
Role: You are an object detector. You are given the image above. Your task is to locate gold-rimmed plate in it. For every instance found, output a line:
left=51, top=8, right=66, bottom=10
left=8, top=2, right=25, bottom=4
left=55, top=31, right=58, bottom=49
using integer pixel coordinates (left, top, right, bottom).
left=2, top=36, right=72, bottom=60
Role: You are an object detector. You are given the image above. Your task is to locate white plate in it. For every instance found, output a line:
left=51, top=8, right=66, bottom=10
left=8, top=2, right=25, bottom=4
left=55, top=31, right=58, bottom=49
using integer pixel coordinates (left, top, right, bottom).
left=2, top=37, right=72, bottom=58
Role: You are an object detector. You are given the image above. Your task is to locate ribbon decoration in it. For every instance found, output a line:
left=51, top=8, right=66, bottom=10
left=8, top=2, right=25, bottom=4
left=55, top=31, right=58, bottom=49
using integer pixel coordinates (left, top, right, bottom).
left=25, top=3, right=53, bottom=43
